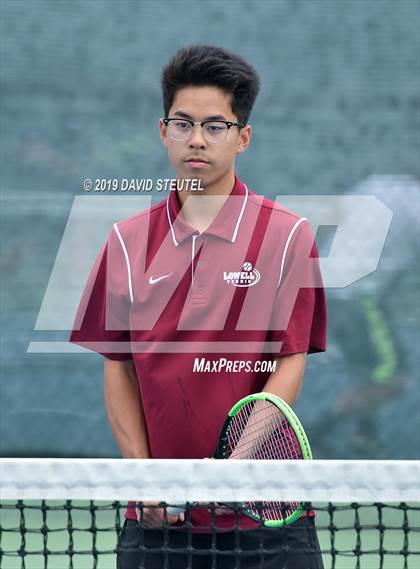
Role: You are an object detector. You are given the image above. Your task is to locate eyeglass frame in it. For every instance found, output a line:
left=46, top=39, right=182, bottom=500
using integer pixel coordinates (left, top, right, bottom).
left=162, top=117, right=246, bottom=143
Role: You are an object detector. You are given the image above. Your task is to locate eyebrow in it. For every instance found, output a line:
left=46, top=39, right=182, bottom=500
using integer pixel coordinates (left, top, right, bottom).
left=172, top=111, right=229, bottom=121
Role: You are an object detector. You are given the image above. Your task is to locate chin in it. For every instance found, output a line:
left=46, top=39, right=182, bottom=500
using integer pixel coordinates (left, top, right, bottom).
left=178, top=168, right=207, bottom=185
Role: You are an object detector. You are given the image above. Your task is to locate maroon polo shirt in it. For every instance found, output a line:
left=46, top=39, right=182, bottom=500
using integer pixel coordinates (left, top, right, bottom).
left=70, top=175, right=327, bottom=532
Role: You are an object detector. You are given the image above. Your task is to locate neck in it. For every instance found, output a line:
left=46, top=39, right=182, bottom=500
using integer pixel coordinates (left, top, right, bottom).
left=177, top=170, right=235, bottom=234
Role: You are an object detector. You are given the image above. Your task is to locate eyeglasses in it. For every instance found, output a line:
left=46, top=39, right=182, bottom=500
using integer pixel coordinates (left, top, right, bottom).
left=162, top=118, right=245, bottom=144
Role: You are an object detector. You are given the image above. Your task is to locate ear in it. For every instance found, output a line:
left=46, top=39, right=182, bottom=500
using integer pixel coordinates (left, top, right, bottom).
left=236, top=124, right=252, bottom=155
left=159, top=118, right=168, bottom=147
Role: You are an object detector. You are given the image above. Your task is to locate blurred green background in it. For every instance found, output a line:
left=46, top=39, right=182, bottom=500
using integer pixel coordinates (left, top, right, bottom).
left=1, top=0, right=419, bottom=459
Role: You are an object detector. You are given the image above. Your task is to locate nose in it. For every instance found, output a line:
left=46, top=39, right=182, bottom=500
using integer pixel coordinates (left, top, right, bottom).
left=188, top=124, right=207, bottom=148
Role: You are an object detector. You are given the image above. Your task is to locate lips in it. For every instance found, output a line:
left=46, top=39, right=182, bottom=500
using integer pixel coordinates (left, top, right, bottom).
left=184, top=158, right=210, bottom=169
left=185, top=156, right=208, bottom=164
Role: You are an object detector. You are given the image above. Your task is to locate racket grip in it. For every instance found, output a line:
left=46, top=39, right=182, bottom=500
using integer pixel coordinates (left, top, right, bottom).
left=166, top=502, right=199, bottom=516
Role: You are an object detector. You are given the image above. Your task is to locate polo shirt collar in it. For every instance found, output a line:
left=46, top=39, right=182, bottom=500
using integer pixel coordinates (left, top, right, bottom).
left=166, top=175, right=249, bottom=246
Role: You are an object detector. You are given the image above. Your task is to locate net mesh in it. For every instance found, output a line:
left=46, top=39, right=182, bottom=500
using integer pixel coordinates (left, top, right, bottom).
left=1, top=459, right=419, bottom=569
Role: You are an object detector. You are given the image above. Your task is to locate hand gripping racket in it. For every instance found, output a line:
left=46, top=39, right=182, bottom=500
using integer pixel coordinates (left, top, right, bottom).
left=167, top=391, right=312, bottom=526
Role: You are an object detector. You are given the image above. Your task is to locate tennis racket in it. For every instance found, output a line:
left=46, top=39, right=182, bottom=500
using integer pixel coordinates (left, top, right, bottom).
left=166, top=391, right=312, bottom=527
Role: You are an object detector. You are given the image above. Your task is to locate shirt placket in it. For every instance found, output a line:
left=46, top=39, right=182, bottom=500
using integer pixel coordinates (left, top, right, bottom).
left=191, top=234, right=207, bottom=303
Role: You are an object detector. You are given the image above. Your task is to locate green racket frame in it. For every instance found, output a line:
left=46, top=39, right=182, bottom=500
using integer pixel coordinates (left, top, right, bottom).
left=213, top=391, right=313, bottom=527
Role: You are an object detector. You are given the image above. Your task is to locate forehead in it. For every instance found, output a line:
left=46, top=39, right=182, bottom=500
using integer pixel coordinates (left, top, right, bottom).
left=170, top=86, right=235, bottom=120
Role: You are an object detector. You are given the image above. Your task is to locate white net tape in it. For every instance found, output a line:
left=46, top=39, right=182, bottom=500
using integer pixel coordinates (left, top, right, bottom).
left=1, top=459, right=419, bottom=502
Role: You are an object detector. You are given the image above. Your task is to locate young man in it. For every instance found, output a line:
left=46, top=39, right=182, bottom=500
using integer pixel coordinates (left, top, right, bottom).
left=70, top=45, right=327, bottom=568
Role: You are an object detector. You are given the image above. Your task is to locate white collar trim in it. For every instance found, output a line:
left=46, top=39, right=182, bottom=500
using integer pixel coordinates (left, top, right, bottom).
left=166, top=196, right=179, bottom=246
left=231, top=183, right=249, bottom=243
left=166, top=182, right=249, bottom=246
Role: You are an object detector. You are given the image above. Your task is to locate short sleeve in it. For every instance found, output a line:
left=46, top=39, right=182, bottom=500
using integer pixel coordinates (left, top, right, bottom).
left=69, top=226, right=132, bottom=360
left=268, top=220, right=327, bottom=356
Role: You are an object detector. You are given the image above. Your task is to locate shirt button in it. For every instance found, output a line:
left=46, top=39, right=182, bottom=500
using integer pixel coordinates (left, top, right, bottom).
left=197, top=260, right=204, bottom=269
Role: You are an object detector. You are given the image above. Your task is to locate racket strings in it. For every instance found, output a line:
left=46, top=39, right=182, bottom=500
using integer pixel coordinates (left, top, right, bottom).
left=227, top=401, right=280, bottom=457
left=228, top=404, right=277, bottom=457
left=246, top=501, right=297, bottom=521
left=227, top=402, right=302, bottom=461
left=229, top=420, right=301, bottom=461
left=227, top=400, right=302, bottom=522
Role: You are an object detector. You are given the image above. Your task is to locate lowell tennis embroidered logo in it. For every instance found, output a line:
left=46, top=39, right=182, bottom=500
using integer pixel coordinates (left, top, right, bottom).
left=223, top=262, right=261, bottom=287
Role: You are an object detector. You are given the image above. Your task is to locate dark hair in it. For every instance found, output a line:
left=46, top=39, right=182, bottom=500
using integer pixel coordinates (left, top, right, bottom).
left=161, top=45, right=260, bottom=125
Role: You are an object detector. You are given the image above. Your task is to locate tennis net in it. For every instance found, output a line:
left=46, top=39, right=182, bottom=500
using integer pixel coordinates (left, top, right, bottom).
left=1, top=459, right=419, bottom=569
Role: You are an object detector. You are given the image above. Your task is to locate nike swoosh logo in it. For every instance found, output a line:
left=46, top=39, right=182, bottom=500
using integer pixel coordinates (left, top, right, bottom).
left=149, top=273, right=172, bottom=285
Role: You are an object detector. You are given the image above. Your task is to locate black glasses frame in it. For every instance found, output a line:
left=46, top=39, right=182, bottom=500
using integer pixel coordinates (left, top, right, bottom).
left=162, top=118, right=246, bottom=130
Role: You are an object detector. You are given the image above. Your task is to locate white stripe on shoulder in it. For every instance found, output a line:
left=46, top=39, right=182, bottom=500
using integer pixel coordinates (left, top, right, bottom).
left=113, top=223, right=134, bottom=303
left=277, top=217, right=308, bottom=287
left=166, top=198, right=179, bottom=246
left=231, top=184, right=249, bottom=243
